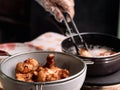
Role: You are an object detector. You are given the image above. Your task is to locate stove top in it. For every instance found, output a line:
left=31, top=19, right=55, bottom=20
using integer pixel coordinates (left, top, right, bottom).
left=85, top=69, right=120, bottom=86
left=81, top=69, right=120, bottom=90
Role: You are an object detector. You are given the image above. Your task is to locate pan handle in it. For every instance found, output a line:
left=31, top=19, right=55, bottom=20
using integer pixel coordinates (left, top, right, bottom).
left=83, top=59, right=94, bottom=65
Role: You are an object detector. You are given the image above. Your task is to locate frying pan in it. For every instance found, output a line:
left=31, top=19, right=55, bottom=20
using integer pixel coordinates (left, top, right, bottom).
left=61, top=32, right=120, bottom=76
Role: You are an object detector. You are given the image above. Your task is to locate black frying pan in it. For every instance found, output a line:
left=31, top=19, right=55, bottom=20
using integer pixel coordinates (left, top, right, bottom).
left=61, top=32, right=120, bottom=76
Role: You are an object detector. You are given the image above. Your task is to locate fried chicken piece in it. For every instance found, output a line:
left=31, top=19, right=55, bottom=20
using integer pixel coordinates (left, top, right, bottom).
left=16, top=73, right=33, bottom=82
left=79, top=48, right=92, bottom=57
left=15, top=58, right=39, bottom=82
left=16, top=58, right=39, bottom=74
left=44, top=54, right=55, bottom=68
left=36, top=54, right=69, bottom=82
left=15, top=54, right=69, bottom=82
left=36, top=66, right=69, bottom=82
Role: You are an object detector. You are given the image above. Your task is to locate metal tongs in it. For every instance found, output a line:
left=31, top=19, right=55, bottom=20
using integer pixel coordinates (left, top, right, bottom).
left=62, top=12, right=88, bottom=55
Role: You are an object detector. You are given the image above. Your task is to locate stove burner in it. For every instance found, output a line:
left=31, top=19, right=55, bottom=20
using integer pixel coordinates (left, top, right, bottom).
left=84, top=69, right=120, bottom=86
left=81, top=70, right=120, bottom=90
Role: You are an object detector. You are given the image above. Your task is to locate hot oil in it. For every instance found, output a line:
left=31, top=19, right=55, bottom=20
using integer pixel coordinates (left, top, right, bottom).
left=68, top=45, right=116, bottom=57
left=86, top=45, right=116, bottom=57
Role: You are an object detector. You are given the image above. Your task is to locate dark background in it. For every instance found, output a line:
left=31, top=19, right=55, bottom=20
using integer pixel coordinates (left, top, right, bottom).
left=0, top=0, right=119, bottom=43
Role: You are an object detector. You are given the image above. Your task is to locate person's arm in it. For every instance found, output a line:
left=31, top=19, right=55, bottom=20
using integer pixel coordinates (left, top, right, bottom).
left=35, top=0, right=75, bottom=22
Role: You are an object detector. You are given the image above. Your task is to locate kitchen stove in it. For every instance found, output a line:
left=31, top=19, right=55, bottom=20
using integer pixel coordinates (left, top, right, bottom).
left=81, top=69, right=120, bottom=90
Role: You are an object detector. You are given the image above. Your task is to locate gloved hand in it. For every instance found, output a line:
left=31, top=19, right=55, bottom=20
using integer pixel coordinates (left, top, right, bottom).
left=35, top=0, right=75, bottom=22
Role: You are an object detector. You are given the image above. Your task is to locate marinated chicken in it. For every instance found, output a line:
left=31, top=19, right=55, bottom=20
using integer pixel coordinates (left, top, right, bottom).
left=15, top=54, right=69, bottom=82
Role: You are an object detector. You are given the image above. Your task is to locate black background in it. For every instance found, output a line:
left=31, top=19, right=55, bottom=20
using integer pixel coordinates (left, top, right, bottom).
left=0, top=0, right=119, bottom=43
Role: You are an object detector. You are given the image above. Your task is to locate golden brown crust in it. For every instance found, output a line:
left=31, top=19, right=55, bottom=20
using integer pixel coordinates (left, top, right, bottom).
left=15, top=54, right=69, bottom=82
